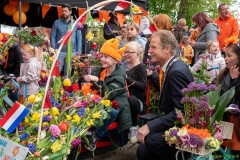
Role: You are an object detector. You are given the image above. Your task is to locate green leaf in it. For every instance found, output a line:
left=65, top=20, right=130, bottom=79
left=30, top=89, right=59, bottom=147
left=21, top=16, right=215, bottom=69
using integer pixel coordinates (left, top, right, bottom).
left=100, top=110, right=107, bottom=119
left=206, top=85, right=221, bottom=106
left=211, top=87, right=235, bottom=125
left=52, top=77, right=62, bottom=92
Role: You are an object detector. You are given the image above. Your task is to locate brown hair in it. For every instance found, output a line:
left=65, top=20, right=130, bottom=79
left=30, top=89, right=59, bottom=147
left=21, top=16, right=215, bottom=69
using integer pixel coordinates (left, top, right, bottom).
left=178, top=18, right=186, bottom=26
left=192, top=12, right=213, bottom=31
left=216, top=43, right=240, bottom=85
left=62, top=4, right=72, bottom=11
left=206, top=40, right=219, bottom=50
left=151, top=30, right=176, bottom=56
left=218, top=3, right=227, bottom=12
left=127, top=22, right=140, bottom=42
left=153, top=14, right=172, bottom=31
left=181, top=36, right=190, bottom=45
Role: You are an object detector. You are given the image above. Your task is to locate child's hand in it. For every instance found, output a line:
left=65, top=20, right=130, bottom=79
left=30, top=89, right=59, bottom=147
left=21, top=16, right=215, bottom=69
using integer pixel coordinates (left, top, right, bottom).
left=229, top=65, right=240, bottom=79
left=191, top=54, right=194, bottom=58
left=16, top=77, right=21, bottom=82
left=84, top=75, right=99, bottom=82
left=146, top=69, right=153, bottom=77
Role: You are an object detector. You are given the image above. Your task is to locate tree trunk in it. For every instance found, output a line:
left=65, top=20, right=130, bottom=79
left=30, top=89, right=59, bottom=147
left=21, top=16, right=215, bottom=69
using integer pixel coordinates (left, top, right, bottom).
left=177, top=0, right=188, bottom=20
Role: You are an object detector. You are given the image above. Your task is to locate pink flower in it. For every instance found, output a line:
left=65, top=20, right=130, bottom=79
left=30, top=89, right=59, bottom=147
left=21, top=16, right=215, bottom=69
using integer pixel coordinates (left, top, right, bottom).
left=214, top=131, right=224, bottom=141
left=74, top=101, right=88, bottom=108
left=49, top=124, right=61, bottom=137
left=71, top=138, right=81, bottom=147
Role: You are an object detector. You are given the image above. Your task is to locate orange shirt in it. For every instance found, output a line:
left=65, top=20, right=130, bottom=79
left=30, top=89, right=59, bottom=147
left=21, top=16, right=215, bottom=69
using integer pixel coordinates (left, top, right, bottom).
left=214, top=15, right=239, bottom=50
left=183, top=45, right=192, bottom=65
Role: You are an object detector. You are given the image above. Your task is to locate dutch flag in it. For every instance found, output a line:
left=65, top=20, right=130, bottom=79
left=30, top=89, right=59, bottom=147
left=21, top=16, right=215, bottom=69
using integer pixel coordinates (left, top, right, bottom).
left=0, top=102, right=29, bottom=133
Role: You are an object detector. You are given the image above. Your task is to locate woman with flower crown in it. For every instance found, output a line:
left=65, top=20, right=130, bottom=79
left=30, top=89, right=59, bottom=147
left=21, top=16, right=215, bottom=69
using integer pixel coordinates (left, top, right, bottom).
left=216, top=36, right=240, bottom=156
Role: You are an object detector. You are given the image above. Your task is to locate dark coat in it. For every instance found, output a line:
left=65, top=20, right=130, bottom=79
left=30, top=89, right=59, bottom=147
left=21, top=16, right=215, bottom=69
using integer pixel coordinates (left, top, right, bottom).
left=103, top=19, right=120, bottom=40
left=4, top=44, right=24, bottom=77
left=220, top=73, right=240, bottom=106
left=147, top=57, right=193, bottom=133
left=91, top=65, right=132, bottom=133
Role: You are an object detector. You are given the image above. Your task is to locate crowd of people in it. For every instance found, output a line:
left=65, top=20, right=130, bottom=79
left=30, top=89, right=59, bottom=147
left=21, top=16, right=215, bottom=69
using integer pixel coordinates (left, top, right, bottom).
left=0, top=2, right=240, bottom=160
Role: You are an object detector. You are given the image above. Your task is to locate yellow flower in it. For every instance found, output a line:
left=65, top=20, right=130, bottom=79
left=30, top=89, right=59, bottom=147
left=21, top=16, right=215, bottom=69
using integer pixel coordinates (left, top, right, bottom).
left=85, top=108, right=90, bottom=115
left=86, top=119, right=94, bottom=126
left=50, top=107, right=60, bottom=116
left=42, top=122, right=49, bottom=126
left=72, top=114, right=81, bottom=124
left=63, top=78, right=71, bottom=87
left=24, top=117, right=29, bottom=123
left=210, top=140, right=217, bottom=148
left=51, top=141, right=62, bottom=153
left=66, top=115, right=72, bottom=120
left=43, top=110, right=49, bottom=116
left=92, top=111, right=101, bottom=119
left=177, top=128, right=187, bottom=137
left=86, top=31, right=94, bottom=41
left=32, top=112, right=40, bottom=122
left=28, top=95, right=36, bottom=103
left=36, top=93, right=43, bottom=98
left=48, top=57, right=53, bottom=62
left=100, top=100, right=111, bottom=107
left=132, top=6, right=141, bottom=13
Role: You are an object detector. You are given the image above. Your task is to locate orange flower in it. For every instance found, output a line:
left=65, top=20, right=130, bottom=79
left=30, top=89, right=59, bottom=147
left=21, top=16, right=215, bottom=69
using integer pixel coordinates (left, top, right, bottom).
left=81, top=83, right=93, bottom=96
left=78, top=62, right=85, bottom=67
left=225, top=36, right=239, bottom=47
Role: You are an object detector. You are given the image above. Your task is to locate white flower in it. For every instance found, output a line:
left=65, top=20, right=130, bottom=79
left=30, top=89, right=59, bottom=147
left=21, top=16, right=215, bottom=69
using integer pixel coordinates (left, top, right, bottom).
left=177, top=128, right=188, bottom=137
left=40, top=130, right=46, bottom=140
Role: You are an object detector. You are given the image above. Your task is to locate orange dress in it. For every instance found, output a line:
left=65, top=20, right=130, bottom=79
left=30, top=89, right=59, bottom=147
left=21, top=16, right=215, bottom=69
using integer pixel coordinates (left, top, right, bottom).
left=182, top=45, right=193, bottom=65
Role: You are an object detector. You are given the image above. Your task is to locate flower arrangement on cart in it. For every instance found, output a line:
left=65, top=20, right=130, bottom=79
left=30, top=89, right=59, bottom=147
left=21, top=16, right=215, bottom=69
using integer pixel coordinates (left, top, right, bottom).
left=164, top=77, right=235, bottom=156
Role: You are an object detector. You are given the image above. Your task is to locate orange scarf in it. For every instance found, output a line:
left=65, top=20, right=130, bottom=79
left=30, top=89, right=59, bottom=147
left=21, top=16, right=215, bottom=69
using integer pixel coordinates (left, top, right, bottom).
left=100, top=69, right=107, bottom=81
left=159, top=69, right=164, bottom=90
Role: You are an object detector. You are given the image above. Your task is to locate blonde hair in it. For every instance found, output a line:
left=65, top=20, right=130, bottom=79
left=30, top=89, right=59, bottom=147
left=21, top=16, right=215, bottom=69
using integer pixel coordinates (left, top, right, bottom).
left=178, top=18, right=186, bottom=26
left=206, top=40, right=219, bottom=50
left=181, top=36, right=190, bottom=45
left=126, top=41, right=144, bottom=61
left=127, top=22, right=140, bottom=42
left=21, top=44, right=42, bottom=62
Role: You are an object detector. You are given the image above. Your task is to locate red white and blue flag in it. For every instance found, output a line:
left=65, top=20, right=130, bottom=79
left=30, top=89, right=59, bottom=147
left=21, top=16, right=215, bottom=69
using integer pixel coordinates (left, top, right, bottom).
left=0, top=102, right=29, bottom=133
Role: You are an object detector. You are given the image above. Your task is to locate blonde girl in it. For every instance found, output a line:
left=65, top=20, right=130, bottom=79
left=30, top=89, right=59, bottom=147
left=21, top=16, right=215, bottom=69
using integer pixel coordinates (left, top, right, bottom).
left=17, top=44, right=41, bottom=104
left=181, top=36, right=194, bottom=65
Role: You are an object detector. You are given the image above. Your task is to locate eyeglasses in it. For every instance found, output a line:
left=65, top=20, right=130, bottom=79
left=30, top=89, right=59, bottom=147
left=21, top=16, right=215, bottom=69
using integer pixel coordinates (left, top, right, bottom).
left=124, top=51, right=136, bottom=55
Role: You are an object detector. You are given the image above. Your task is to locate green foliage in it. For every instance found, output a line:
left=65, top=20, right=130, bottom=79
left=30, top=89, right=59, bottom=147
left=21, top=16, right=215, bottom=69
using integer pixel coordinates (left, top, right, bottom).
left=148, top=0, right=235, bottom=27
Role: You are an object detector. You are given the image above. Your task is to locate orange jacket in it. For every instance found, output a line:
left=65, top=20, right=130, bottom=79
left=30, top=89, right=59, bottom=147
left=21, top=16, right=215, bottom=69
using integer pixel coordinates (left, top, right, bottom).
left=214, top=15, right=239, bottom=49
left=189, top=28, right=200, bottom=43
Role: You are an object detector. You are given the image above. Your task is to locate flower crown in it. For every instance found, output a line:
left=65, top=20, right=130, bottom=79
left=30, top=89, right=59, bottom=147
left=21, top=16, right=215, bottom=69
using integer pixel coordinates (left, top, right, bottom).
left=225, top=36, right=239, bottom=47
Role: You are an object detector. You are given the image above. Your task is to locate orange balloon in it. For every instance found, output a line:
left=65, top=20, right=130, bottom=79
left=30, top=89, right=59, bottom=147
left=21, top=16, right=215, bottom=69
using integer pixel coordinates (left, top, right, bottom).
left=13, top=11, right=27, bottom=25
left=21, top=2, right=30, bottom=12
left=0, top=34, right=3, bottom=42
left=4, top=4, right=17, bottom=16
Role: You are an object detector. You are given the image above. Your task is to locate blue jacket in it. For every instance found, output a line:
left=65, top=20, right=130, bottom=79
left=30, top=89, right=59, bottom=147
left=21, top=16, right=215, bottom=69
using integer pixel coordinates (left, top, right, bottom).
left=50, top=18, right=82, bottom=53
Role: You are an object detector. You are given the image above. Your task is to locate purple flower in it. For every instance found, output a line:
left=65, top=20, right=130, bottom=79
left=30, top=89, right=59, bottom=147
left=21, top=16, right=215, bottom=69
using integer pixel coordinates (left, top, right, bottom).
left=76, top=52, right=80, bottom=56
left=189, top=134, right=204, bottom=148
left=20, top=133, right=29, bottom=141
left=71, top=138, right=81, bottom=147
left=181, top=97, right=189, bottom=104
left=45, top=40, right=50, bottom=47
left=230, top=104, right=239, bottom=110
left=26, top=104, right=32, bottom=108
left=187, top=82, right=198, bottom=91
left=42, top=116, right=50, bottom=122
left=197, top=84, right=208, bottom=91
left=42, top=47, right=46, bottom=52
left=94, top=98, right=101, bottom=104
left=208, top=84, right=218, bottom=91
left=181, top=88, right=189, bottom=94
left=77, top=108, right=85, bottom=117
left=190, top=97, right=199, bottom=104
left=200, top=95, right=209, bottom=103
left=19, top=126, right=25, bottom=131
left=76, top=22, right=84, bottom=30
left=50, top=136, right=56, bottom=142
left=190, top=118, right=196, bottom=124
left=199, top=101, right=209, bottom=109
left=148, top=65, right=155, bottom=70
left=214, top=131, right=224, bottom=141
left=49, top=124, right=61, bottom=137
left=27, top=143, right=36, bottom=153
left=90, top=50, right=95, bottom=55
left=169, top=129, right=179, bottom=137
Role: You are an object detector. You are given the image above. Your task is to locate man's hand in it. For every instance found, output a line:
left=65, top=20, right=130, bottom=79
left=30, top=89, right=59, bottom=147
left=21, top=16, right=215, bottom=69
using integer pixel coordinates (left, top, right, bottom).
left=136, top=124, right=150, bottom=144
left=84, top=75, right=99, bottom=82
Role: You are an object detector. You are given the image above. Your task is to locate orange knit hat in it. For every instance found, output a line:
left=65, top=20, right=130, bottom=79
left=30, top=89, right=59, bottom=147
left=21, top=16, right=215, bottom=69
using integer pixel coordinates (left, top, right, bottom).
left=100, top=38, right=126, bottom=61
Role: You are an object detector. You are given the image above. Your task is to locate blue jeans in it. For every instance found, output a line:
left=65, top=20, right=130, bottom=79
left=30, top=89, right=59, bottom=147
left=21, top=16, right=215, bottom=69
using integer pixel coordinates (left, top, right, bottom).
left=58, top=52, right=76, bottom=76
left=95, top=109, right=119, bottom=137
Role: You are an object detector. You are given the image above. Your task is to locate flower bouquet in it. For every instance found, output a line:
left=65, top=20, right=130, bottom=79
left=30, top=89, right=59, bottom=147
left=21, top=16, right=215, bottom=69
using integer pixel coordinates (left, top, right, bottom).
left=144, top=59, right=161, bottom=112
left=72, top=51, right=102, bottom=82
left=164, top=81, right=235, bottom=156
left=0, top=79, right=116, bottom=160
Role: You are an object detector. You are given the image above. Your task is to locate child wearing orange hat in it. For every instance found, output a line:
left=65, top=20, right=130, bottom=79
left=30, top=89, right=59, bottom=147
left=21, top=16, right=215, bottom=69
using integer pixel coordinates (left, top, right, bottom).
left=16, top=44, right=41, bottom=104
left=83, top=38, right=132, bottom=151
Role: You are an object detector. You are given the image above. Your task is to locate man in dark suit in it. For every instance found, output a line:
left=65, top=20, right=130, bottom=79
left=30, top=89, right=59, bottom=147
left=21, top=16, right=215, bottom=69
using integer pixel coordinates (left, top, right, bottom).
left=136, top=30, right=193, bottom=160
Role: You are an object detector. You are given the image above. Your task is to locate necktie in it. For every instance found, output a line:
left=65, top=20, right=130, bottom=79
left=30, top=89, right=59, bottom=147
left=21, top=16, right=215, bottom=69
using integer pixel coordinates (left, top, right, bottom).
left=159, top=69, right=164, bottom=90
